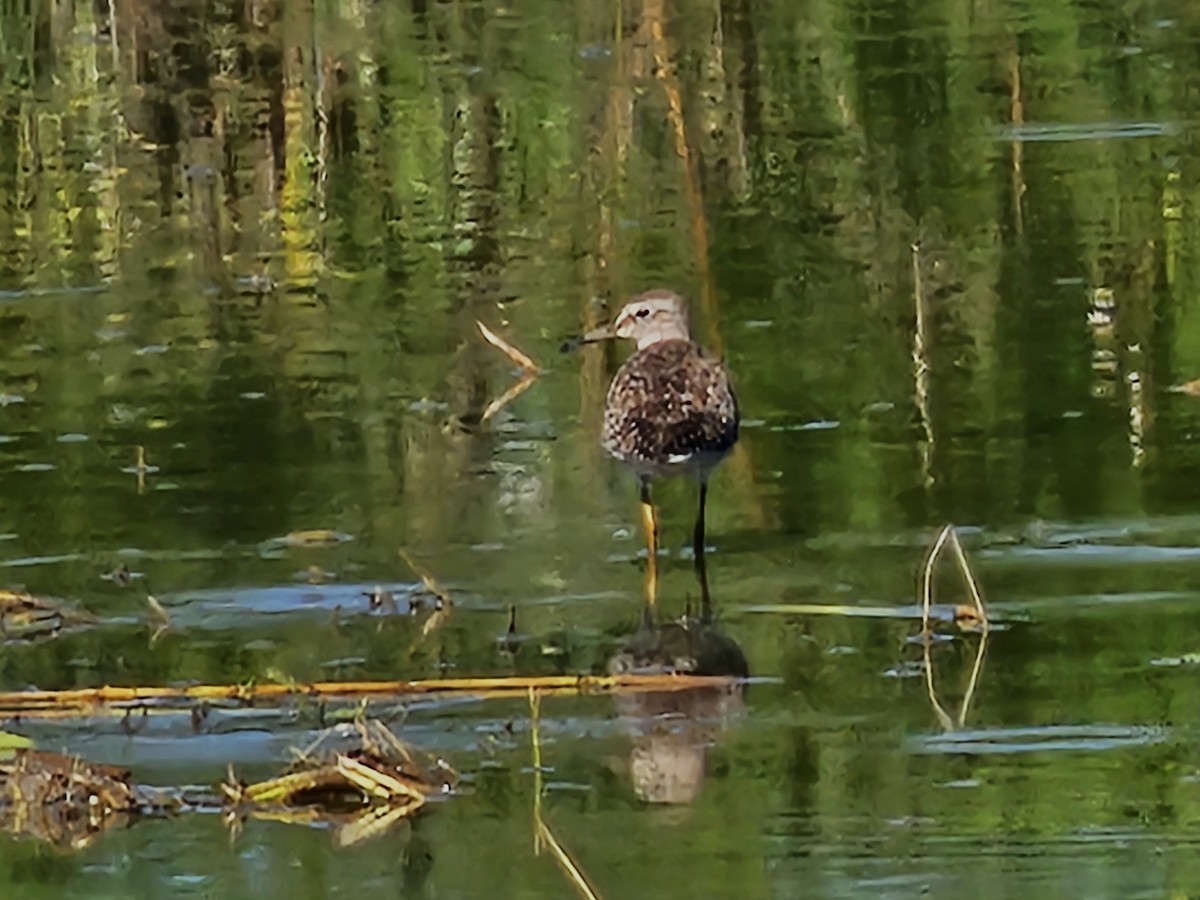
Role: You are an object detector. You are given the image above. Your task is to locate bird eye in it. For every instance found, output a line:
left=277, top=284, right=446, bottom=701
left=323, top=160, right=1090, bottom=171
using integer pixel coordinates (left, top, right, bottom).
left=635, top=308, right=649, bottom=318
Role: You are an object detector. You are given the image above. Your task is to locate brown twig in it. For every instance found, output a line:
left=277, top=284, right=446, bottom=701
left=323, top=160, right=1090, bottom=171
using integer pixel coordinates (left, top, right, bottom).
left=477, top=320, right=540, bottom=374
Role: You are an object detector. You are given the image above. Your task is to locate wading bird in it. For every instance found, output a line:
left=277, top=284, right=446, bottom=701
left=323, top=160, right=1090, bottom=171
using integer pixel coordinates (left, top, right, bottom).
left=567, top=290, right=738, bottom=606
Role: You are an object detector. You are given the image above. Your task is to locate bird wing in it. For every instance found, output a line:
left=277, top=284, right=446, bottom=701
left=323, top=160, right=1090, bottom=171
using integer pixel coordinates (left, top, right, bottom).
left=603, top=342, right=739, bottom=466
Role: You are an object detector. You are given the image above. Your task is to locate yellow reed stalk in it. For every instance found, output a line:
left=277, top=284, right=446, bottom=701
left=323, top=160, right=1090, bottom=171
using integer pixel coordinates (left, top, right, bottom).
left=920, top=525, right=990, bottom=732
left=0, top=673, right=739, bottom=718
left=477, top=320, right=540, bottom=374
left=481, top=373, right=538, bottom=424
left=335, top=754, right=423, bottom=804
left=398, top=549, right=453, bottom=610
left=528, top=689, right=601, bottom=900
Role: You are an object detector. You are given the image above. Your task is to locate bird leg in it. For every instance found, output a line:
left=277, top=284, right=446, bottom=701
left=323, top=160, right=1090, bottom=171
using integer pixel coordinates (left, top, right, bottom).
left=693, top=479, right=712, bottom=622
left=640, top=479, right=659, bottom=611
left=692, top=479, right=708, bottom=560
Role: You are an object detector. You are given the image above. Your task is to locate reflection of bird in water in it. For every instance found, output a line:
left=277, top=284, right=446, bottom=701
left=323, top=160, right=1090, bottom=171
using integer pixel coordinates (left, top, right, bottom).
left=608, top=613, right=749, bottom=680
left=608, top=565, right=748, bottom=805
left=568, top=290, right=738, bottom=605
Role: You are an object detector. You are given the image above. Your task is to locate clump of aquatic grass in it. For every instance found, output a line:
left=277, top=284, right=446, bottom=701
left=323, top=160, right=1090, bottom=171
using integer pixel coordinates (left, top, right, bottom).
left=0, top=589, right=95, bottom=642
left=920, top=525, right=990, bottom=732
left=0, top=748, right=167, bottom=849
left=222, top=718, right=455, bottom=846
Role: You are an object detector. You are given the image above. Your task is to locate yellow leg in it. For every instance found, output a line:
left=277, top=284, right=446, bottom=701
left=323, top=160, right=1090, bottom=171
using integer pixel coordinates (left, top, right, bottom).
left=640, top=480, right=659, bottom=611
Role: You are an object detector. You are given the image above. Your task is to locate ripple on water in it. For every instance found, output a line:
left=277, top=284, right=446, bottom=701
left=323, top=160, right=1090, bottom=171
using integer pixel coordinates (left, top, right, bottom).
left=159, top=581, right=420, bottom=628
left=990, top=120, right=1179, bottom=142
left=983, top=544, right=1200, bottom=565
left=911, top=723, right=1168, bottom=756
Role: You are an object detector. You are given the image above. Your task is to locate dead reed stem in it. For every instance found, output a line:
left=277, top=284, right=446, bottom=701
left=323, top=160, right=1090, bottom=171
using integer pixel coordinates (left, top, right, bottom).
left=477, top=321, right=540, bottom=374
left=481, top=374, right=538, bottom=424
left=530, top=688, right=544, bottom=851
left=135, top=445, right=149, bottom=494
left=920, top=525, right=990, bottom=731
left=920, top=526, right=955, bottom=730
left=911, top=242, right=934, bottom=490
left=476, top=321, right=542, bottom=424
left=1009, top=47, right=1026, bottom=236
left=529, top=689, right=602, bottom=900
left=744, top=602, right=939, bottom=619
left=0, top=673, right=740, bottom=719
left=398, top=548, right=454, bottom=643
left=146, top=595, right=170, bottom=644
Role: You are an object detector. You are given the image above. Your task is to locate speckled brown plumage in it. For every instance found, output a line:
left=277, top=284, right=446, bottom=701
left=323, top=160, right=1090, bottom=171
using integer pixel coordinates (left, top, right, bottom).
left=601, top=339, right=739, bottom=479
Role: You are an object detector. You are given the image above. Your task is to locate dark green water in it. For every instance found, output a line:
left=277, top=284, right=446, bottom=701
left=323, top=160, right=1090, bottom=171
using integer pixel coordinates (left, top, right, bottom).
left=4, top=0, right=1200, bottom=896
